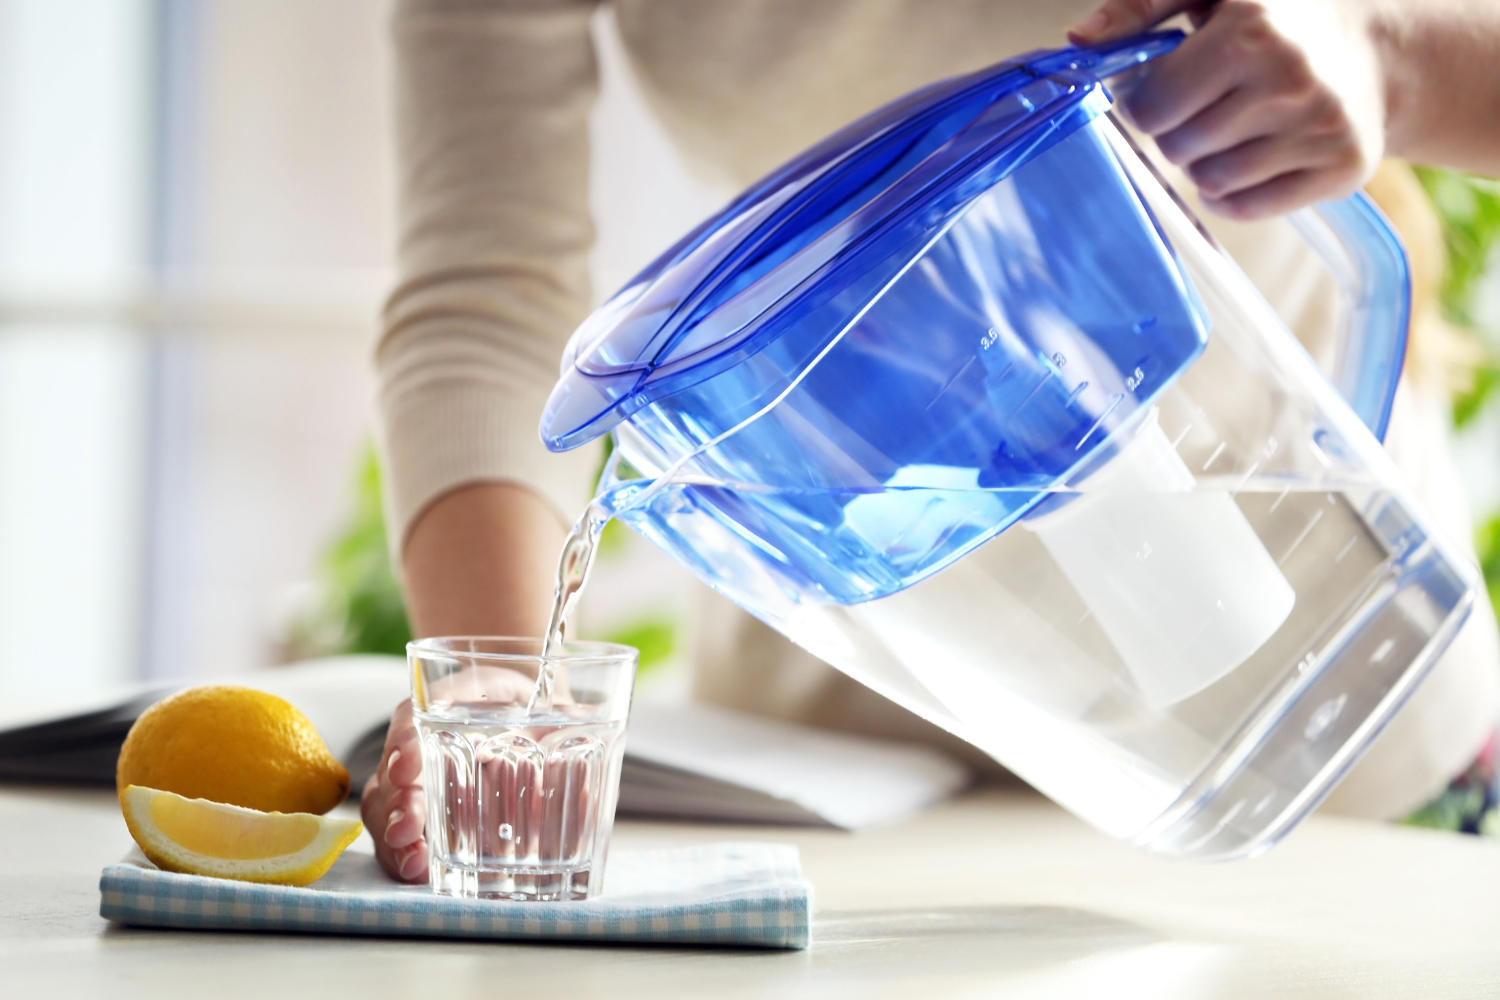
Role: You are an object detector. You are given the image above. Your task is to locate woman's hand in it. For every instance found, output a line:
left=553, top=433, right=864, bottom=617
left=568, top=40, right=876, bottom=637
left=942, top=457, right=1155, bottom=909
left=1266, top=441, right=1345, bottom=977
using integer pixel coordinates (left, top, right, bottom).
left=361, top=699, right=428, bottom=882
left=1068, top=0, right=1385, bottom=220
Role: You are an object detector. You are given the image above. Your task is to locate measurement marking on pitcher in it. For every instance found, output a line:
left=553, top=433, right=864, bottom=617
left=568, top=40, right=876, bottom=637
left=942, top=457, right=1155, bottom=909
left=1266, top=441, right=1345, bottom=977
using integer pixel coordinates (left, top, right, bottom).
left=1231, top=461, right=1260, bottom=496
left=1268, top=483, right=1291, bottom=513
left=1304, top=694, right=1347, bottom=741
left=1333, top=534, right=1358, bottom=563
left=925, top=355, right=978, bottom=410
left=1074, top=393, right=1123, bottom=451
left=1009, top=371, right=1056, bottom=419
left=1168, top=421, right=1193, bottom=452
left=1201, top=441, right=1227, bottom=472
left=1306, top=436, right=1333, bottom=469
left=1278, top=509, right=1324, bottom=566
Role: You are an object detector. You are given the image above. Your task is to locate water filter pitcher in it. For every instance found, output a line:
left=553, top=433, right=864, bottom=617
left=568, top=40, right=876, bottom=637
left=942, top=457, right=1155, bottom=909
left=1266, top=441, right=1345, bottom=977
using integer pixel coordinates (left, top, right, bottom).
left=539, top=34, right=1478, bottom=859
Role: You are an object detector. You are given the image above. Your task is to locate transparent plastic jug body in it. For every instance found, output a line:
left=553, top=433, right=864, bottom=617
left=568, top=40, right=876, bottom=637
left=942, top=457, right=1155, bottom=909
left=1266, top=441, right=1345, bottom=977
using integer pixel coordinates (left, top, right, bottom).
left=542, top=37, right=1478, bottom=859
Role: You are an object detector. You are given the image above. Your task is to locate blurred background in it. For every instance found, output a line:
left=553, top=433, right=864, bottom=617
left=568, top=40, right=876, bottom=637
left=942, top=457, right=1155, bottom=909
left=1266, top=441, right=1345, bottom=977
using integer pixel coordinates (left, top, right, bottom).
left=0, top=0, right=727, bottom=710
left=0, top=0, right=1496, bottom=711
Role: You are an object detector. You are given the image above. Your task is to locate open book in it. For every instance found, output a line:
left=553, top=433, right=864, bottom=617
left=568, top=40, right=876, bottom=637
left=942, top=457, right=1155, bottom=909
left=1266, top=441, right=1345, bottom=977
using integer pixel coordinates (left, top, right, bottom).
left=0, top=656, right=969, bottom=831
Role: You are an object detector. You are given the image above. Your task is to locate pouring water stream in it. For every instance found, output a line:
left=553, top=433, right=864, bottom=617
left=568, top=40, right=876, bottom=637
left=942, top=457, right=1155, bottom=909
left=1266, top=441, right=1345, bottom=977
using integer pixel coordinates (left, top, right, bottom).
left=525, top=464, right=670, bottom=715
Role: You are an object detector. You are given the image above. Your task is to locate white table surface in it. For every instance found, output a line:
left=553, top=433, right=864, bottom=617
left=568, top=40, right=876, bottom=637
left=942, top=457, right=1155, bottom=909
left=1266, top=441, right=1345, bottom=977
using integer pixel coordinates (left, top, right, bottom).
left=4, top=784, right=1498, bottom=998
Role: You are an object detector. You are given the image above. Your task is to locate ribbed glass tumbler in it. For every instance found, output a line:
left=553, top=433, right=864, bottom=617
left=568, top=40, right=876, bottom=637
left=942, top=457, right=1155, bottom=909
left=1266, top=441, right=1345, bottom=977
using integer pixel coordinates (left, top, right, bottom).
left=409, top=636, right=637, bottom=900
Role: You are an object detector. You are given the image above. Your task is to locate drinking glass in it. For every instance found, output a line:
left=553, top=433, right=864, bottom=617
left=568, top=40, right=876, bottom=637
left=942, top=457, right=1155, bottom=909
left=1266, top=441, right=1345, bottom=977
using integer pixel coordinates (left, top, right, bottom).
left=409, top=636, right=637, bottom=900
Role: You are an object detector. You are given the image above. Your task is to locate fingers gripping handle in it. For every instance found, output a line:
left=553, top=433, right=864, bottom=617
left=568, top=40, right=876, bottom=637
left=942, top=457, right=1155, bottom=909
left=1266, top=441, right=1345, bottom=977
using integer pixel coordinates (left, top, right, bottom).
left=1075, top=33, right=1413, bottom=443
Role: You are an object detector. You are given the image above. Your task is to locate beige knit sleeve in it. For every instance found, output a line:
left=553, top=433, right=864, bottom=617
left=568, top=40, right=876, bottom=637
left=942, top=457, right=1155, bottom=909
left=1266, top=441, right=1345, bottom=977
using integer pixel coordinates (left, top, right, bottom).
left=378, top=0, right=604, bottom=549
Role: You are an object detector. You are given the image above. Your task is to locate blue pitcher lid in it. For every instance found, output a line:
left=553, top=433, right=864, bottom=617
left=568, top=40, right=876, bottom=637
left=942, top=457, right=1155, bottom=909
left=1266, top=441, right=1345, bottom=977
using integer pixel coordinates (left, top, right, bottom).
left=541, top=34, right=1183, bottom=452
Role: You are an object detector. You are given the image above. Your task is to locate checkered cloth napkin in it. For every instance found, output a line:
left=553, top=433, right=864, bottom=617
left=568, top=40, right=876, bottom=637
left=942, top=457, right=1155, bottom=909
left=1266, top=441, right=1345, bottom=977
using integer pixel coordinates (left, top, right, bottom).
left=99, top=842, right=811, bottom=949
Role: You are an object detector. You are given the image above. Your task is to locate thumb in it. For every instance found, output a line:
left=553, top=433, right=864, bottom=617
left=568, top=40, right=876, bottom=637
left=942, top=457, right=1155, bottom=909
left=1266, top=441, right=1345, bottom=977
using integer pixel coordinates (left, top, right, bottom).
left=1067, top=0, right=1202, bottom=44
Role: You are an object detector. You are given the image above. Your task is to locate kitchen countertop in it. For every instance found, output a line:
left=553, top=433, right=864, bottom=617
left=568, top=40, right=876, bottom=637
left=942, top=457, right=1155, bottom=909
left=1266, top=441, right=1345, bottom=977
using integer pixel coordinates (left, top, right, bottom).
left=4, top=784, right=1498, bottom=998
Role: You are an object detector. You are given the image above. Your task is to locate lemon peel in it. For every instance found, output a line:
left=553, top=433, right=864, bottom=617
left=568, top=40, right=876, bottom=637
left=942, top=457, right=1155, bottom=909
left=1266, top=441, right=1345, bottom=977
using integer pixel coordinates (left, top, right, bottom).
left=121, top=785, right=363, bottom=886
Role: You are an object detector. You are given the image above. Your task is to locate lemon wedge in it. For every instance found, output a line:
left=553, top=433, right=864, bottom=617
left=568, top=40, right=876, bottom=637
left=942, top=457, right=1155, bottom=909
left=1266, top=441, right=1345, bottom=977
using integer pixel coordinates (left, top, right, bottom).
left=121, top=785, right=363, bottom=886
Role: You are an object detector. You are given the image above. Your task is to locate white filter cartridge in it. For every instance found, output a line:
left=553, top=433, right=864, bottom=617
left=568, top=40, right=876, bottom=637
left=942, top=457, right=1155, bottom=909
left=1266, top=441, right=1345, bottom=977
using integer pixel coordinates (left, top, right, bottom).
left=1026, top=410, right=1295, bottom=707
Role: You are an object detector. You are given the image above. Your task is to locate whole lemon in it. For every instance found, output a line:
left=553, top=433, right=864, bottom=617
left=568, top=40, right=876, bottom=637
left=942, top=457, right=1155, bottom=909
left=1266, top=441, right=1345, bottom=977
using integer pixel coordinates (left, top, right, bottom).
left=117, top=686, right=350, bottom=815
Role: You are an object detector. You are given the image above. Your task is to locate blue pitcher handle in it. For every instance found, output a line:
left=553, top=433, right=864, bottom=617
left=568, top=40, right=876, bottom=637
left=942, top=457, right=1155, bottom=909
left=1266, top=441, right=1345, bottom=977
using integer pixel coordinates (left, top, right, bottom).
left=1080, top=31, right=1413, bottom=443
left=1070, top=29, right=1187, bottom=77
left=1292, top=195, right=1411, bottom=442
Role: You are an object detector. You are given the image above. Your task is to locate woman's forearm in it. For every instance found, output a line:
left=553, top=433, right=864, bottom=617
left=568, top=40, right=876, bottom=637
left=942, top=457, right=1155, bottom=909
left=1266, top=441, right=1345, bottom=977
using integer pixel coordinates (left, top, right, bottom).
left=378, top=0, right=602, bottom=568
left=401, top=481, right=567, bottom=639
left=1371, top=0, right=1500, bottom=174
